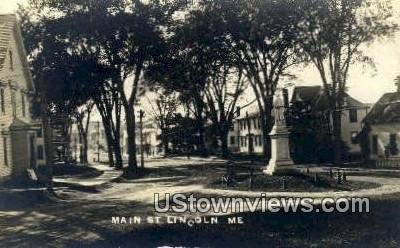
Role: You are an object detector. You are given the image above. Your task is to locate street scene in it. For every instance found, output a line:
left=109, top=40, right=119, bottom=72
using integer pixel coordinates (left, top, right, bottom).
left=0, top=0, right=400, bottom=247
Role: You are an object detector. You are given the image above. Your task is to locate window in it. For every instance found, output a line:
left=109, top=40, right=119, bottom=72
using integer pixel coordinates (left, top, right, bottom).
left=253, top=118, right=257, bottom=129
left=11, top=91, right=16, bottom=117
left=351, top=132, right=358, bottom=144
left=3, top=137, right=8, bottom=166
left=21, top=93, right=26, bottom=117
left=372, top=135, right=378, bottom=155
left=389, top=133, right=398, bottom=156
left=37, top=145, right=44, bottom=160
left=349, top=109, right=358, bottom=123
left=36, top=128, right=43, bottom=138
left=230, top=136, right=235, bottom=145
left=0, top=88, right=4, bottom=113
left=9, top=51, right=13, bottom=70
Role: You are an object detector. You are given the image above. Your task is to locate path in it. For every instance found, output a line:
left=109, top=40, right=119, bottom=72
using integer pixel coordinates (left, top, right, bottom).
left=70, top=158, right=400, bottom=206
left=1, top=158, right=400, bottom=247
left=52, top=163, right=123, bottom=187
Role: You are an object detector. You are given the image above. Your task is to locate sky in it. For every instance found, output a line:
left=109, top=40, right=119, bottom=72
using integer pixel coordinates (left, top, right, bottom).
left=1, top=0, right=400, bottom=105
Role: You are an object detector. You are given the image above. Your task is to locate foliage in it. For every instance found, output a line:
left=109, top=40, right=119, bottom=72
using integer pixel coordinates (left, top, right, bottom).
left=294, top=0, right=397, bottom=163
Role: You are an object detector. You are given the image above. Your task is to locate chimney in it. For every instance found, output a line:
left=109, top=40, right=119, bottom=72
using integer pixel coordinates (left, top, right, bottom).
left=396, top=81, right=400, bottom=92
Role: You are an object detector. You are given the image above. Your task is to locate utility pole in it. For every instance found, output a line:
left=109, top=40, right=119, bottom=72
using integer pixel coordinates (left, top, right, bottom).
left=97, top=121, right=100, bottom=162
left=139, top=110, right=145, bottom=169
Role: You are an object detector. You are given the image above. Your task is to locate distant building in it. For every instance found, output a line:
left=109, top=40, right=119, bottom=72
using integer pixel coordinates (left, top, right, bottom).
left=137, top=121, right=160, bottom=157
left=71, top=117, right=161, bottom=164
left=86, top=121, right=108, bottom=162
left=121, top=120, right=161, bottom=158
left=228, top=111, right=264, bottom=154
left=361, top=84, right=400, bottom=166
left=0, top=14, right=45, bottom=181
left=227, top=85, right=369, bottom=163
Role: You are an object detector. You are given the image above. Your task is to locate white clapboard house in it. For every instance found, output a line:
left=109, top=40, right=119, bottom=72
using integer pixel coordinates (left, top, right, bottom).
left=0, top=14, right=45, bottom=182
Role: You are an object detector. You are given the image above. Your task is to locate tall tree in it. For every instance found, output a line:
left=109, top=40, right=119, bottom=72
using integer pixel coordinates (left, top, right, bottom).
left=219, top=0, right=304, bottom=158
left=148, top=4, right=231, bottom=156
left=295, top=0, right=397, bottom=164
left=18, top=3, right=102, bottom=188
left=205, top=66, right=247, bottom=158
left=112, top=0, right=172, bottom=174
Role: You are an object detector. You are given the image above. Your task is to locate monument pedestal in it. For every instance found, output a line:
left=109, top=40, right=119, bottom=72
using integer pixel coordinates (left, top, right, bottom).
left=263, top=125, right=297, bottom=175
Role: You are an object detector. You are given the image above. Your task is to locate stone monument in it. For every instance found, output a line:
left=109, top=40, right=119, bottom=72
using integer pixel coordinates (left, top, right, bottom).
left=263, top=92, right=296, bottom=175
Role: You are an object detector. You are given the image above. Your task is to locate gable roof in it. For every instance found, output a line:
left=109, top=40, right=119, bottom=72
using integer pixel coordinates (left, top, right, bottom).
left=0, top=14, right=15, bottom=71
left=0, top=14, right=35, bottom=92
left=291, top=86, right=322, bottom=105
left=363, top=92, right=400, bottom=124
left=291, top=85, right=367, bottom=113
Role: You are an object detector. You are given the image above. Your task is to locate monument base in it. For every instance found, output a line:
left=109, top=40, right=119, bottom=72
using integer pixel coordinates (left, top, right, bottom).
left=263, top=159, right=298, bottom=176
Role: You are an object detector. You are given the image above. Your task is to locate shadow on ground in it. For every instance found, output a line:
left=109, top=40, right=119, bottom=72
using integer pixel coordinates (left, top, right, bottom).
left=0, top=158, right=399, bottom=247
left=1, top=193, right=398, bottom=247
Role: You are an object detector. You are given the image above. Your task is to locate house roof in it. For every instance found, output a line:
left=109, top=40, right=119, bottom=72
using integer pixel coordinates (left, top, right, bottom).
left=291, top=86, right=322, bottom=105
left=0, top=14, right=15, bottom=71
left=236, top=100, right=260, bottom=119
left=363, top=92, right=400, bottom=124
left=292, top=85, right=367, bottom=112
left=0, top=14, right=35, bottom=92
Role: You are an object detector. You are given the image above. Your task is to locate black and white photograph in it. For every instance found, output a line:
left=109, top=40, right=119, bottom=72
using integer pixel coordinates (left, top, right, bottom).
left=0, top=0, right=400, bottom=247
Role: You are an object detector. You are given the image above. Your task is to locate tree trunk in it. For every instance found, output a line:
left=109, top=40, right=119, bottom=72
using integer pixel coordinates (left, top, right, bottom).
left=125, top=106, right=138, bottom=175
left=101, top=117, right=115, bottom=167
left=113, top=95, right=123, bottom=169
left=64, top=118, right=72, bottom=164
left=197, top=119, right=207, bottom=157
left=332, top=109, right=342, bottom=165
left=113, top=138, right=123, bottom=170
left=81, top=133, right=88, bottom=164
left=81, top=103, right=93, bottom=165
left=261, top=107, right=273, bottom=161
left=41, top=101, right=54, bottom=191
left=77, top=119, right=88, bottom=164
left=220, top=128, right=229, bottom=159
left=161, top=128, right=169, bottom=156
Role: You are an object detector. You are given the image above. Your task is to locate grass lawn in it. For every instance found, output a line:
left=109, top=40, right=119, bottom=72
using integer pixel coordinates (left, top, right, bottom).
left=208, top=173, right=380, bottom=192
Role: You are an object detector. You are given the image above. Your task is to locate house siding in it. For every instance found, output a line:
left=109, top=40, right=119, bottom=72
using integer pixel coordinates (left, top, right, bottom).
left=0, top=16, right=42, bottom=180
left=367, top=123, right=400, bottom=160
left=340, top=107, right=370, bottom=153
